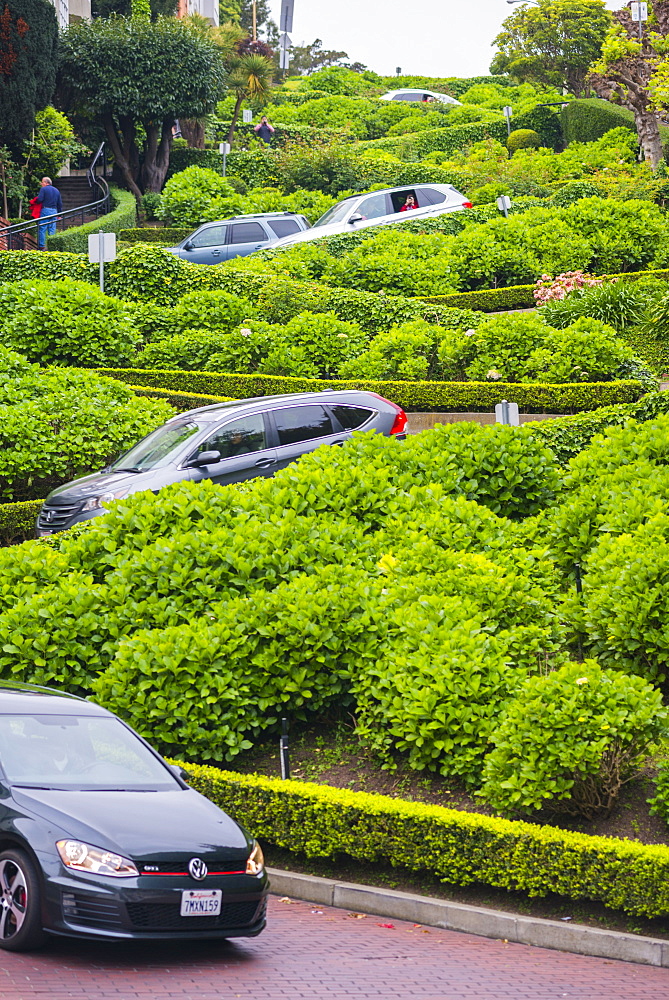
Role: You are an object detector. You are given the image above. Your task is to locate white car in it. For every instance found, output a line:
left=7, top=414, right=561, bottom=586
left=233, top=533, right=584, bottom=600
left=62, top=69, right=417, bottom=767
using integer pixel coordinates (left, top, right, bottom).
left=268, top=183, right=472, bottom=251
left=380, top=88, right=461, bottom=106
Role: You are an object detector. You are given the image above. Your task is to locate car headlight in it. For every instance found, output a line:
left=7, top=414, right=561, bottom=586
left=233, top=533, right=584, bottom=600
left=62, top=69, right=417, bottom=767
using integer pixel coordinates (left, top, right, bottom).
left=246, top=841, right=264, bottom=875
left=82, top=490, right=126, bottom=512
left=56, top=840, right=139, bottom=877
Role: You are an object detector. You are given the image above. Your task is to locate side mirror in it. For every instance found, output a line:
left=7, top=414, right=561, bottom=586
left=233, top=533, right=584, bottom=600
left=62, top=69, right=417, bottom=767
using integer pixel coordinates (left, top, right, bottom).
left=169, top=763, right=191, bottom=781
left=183, top=240, right=194, bottom=251
left=189, top=449, right=221, bottom=467
left=348, top=213, right=364, bottom=224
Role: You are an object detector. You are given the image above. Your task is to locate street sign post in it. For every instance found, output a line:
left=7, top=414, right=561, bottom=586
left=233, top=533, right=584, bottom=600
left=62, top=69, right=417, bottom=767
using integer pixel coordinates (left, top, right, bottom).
left=502, top=106, right=513, bottom=137
left=88, top=231, right=116, bottom=294
left=496, top=194, right=512, bottom=218
left=495, top=399, right=520, bottom=426
left=630, top=1, right=648, bottom=40
left=219, top=141, right=231, bottom=176
left=279, top=0, right=294, bottom=33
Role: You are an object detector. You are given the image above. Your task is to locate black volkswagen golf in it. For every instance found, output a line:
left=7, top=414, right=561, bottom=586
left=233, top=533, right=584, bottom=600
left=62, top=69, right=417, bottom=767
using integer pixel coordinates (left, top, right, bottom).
left=0, top=683, right=268, bottom=951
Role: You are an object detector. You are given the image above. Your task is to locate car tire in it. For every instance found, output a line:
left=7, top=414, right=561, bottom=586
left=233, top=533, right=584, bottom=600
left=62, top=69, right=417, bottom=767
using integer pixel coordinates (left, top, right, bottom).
left=0, top=850, right=47, bottom=951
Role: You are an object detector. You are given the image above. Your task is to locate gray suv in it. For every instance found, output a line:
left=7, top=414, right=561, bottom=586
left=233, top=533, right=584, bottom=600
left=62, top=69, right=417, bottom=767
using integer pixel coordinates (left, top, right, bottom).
left=168, top=212, right=311, bottom=264
left=36, top=390, right=408, bottom=535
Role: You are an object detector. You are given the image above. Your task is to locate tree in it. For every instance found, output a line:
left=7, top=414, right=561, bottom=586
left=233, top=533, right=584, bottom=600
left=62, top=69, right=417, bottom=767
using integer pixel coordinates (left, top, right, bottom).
left=490, top=0, right=611, bottom=98
left=589, top=2, right=669, bottom=169
left=226, top=51, right=273, bottom=143
left=91, top=0, right=178, bottom=18
left=58, top=17, right=225, bottom=199
left=0, top=0, right=58, bottom=155
left=285, top=38, right=351, bottom=76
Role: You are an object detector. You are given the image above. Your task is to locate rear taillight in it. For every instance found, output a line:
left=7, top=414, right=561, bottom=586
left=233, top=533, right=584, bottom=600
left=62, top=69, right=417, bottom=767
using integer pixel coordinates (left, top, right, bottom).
left=370, top=393, right=408, bottom=435
left=462, top=201, right=473, bottom=209
left=390, top=408, right=408, bottom=435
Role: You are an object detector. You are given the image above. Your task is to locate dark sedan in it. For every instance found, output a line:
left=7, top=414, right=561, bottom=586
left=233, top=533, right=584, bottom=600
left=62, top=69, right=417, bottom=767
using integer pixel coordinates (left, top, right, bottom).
left=36, top=390, right=408, bottom=535
left=0, top=683, right=268, bottom=951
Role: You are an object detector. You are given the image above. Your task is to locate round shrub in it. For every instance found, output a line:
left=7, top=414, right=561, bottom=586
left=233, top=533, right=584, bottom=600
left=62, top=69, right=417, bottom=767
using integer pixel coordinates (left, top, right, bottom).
left=105, top=245, right=193, bottom=306
left=507, top=129, right=541, bottom=153
left=157, top=166, right=244, bottom=227
left=479, top=661, right=667, bottom=818
left=0, top=279, right=139, bottom=367
left=0, top=357, right=172, bottom=502
left=170, top=289, right=254, bottom=338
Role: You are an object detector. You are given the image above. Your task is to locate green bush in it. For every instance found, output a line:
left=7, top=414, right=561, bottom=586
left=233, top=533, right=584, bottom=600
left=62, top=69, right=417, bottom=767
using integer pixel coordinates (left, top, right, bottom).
left=0, top=347, right=172, bottom=502
left=338, top=320, right=468, bottom=382
left=561, top=99, right=636, bottom=146
left=479, top=661, right=667, bottom=818
left=140, top=192, right=162, bottom=221
left=176, top=763, right=669, bottom=918
left=157, top=166, right=244, bottom=227
left=118, top=228, right=192, bottom=245
left=541, top=280, right=654, bottom=333
left=463, top=313, right=635, bottom=384
left=0, top=500, right=44, bottom=547
left=551, top=181, right=602, bottom=207
left=648, top=765, right=669, bottom=826
left=0, top=279, right=139, bottom=367
left=507, top=129, right=541, bottom=153
left=104, top=245, right=194, bottom=306
left=47, top=188, right=136, bottom=254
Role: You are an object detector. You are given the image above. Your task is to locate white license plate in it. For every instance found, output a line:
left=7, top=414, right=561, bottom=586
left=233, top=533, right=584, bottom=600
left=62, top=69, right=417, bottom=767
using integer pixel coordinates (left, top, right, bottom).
left=180, top=889, right=222, bottom=917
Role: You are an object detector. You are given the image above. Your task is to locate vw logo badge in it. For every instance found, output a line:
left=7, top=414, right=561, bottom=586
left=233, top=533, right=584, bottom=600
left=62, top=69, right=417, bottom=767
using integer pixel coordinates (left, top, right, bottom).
left=188, top=858, right=208, bottom=881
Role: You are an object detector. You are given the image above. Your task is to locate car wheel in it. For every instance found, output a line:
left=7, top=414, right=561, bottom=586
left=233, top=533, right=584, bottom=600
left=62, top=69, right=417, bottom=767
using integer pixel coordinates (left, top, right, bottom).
left=0, top=850, right=47, bottom=951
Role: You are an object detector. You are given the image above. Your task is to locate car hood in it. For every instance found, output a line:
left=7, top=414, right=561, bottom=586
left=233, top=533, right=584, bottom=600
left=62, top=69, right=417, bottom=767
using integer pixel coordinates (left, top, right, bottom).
left=46, top=468, right=159, bottom=502
left=12, top=787, right=250, bottom=862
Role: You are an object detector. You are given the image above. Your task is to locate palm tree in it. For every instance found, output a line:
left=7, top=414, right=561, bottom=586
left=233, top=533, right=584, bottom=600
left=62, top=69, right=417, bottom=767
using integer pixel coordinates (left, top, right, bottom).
left=226, top=53, right=274, bottom=144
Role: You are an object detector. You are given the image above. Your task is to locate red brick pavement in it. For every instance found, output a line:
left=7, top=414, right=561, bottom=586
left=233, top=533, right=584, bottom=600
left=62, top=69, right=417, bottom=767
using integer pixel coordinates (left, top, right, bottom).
left=0, top=894, right=667, bottom=1000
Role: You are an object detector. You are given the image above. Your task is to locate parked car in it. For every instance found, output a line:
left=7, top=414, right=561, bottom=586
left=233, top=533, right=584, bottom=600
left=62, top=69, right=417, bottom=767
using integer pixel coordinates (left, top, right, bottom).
left=36, top=390, right=408, bottom=536
left=380, top=88, right=461, bottom=106
left=167, top=212, right=310, bottom=265
left=0, top=681, right=269, bottom=950
left=268, top=184, right=472, bottom=251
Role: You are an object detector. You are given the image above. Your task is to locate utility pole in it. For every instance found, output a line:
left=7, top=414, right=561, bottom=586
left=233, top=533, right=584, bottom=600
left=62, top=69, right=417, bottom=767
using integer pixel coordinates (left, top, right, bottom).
left=252, top=0, right=257, bottom=42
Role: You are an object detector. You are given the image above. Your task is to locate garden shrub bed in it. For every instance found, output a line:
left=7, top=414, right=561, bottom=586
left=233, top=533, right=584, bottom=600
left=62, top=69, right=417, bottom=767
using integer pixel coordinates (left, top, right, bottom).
left=95, top=368, right=646, bottom=414
left=177, top=763, right=669, bottom=920
left=128, top=384, right=232, bottom=409
left=418, top=268, right=669, bottom=313
left=47, top=188, right=137, bottom=254
left=0, top=499, right=42, bottom=546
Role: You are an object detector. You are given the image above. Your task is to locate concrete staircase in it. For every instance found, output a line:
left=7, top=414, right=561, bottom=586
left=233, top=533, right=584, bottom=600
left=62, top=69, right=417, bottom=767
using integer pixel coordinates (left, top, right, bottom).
left=53, top=176, right=100, bottom=228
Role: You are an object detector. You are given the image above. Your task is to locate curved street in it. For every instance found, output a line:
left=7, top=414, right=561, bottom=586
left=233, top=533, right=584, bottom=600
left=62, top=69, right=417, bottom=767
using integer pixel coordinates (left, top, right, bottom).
left=0, top=894, right=667, bottom=999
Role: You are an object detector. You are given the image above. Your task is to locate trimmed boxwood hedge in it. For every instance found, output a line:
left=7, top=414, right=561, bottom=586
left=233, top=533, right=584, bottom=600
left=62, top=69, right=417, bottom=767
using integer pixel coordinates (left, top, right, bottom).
left=0, top=500, right=42, bottom=546
left=47, top=188, right=137, bottom=254
left=96, top=367, right=645, bottom=414
left=128, top=384, right=232, bottom=410
left=119, top=228, right=192, bottom=245
left=177, top=763, right=669, bottom=919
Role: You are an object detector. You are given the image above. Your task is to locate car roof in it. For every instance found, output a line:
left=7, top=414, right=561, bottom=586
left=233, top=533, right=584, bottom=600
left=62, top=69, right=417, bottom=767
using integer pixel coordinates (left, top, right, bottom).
left=196, top=212, right=304, bottom=227
left=175, top=389, right=389, bottom=422
left=0, top=681, right=112, bottom=716
left=381, top=89, right=461, bottom=105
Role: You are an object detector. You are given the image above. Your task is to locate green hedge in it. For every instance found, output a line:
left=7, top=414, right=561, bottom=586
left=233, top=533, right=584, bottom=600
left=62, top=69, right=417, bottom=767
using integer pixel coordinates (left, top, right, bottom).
left=0, top=250, right=97, bottom=284
left=168, top=147, right=222, bottom=178
left=118, top=228, right=192, bottom=245
left=561, top=99, right=636, bottom=146
left=419, top=268, right=669, bottom=313
left=356, top=120, right=510, bottom=158
left=95, top=367, right=645, bottom=414
left=177, top=763, right=669, bottom=919
left=0, top=500, right=42, bottom=546
left=128, top=384, right=232, bottom=410
left=47, top=188, right=137, bottom=254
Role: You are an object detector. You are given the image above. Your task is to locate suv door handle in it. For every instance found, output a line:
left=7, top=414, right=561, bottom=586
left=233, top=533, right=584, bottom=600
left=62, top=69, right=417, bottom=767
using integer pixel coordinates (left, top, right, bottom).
left=254, top=457, right=276, bottom=468
left=331, top=439, right=346, bottom=446
left=211, top=250, right=221, bottom=256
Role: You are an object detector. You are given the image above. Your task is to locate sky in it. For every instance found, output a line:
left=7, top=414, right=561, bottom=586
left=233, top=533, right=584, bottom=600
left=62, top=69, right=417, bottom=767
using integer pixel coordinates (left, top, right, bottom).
left=268, top=0, right=625, bottom=80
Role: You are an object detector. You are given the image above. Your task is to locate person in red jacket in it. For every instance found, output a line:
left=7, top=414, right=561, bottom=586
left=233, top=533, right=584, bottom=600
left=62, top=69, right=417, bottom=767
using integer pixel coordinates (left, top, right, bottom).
left=400, top=193, right=418, bottom=212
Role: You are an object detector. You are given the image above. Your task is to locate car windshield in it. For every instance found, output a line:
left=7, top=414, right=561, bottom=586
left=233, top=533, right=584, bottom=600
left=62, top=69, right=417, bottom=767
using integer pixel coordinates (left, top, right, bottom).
left=312, top=199, right=358, bottom=228
left=111, top=420, right=201, bottom=472
left=0, top=714, right=179, bottom=791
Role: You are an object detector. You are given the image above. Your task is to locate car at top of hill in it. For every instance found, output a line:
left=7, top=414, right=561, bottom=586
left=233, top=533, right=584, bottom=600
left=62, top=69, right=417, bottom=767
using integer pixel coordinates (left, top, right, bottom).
left=380, top=88, right=461, bottom=105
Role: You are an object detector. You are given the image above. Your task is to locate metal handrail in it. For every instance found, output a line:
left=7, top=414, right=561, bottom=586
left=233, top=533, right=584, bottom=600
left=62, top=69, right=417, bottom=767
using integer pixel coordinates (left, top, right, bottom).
left=0, top=144, right=111, bottom=248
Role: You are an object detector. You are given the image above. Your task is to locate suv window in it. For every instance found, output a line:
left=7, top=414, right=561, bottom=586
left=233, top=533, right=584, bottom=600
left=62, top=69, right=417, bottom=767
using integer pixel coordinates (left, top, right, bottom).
left=331, top=405, right=374, bottom=430
left=228, top=222, right=267, bottom=244
left=268, top=219, right=301, bottom=238
left=418, top=187, right=447, bottom=206
left=273, top=405, right=334, bottom=446
left=356, top=193, right=388, bottom=221
left=190, top=225, right=227, bottom=248
left=390, top=189, right=418, bottom=214
left=393, top=92, right=420, bottom=101
left=194, top=412, right=267, bottom=460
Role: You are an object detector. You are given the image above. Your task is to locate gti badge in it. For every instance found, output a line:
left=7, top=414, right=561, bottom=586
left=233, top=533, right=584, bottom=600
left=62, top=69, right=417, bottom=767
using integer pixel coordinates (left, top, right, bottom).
left=188, top=857, right=208, bottom=881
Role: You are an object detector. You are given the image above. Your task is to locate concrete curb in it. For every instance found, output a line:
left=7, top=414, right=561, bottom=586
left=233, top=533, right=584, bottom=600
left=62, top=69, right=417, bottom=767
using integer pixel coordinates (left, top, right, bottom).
left=267, top=868, right=669, bottom=968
